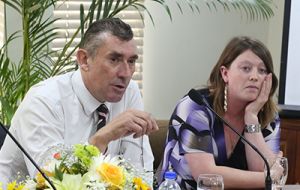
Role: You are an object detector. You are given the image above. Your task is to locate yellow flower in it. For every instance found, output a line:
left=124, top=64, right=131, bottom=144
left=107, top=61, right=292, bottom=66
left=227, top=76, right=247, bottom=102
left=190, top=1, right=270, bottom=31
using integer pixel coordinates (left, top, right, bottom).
left=7, top=181, right=17, bottom=190
left=6, top=181, right=25, bottom=190
left=35, top=170, right=53, bottom=189
left=15, top=184, right=25, bottom=190
left=97, top=162, right=125, bottom=189
left=133, top=177, right=150, bottom=190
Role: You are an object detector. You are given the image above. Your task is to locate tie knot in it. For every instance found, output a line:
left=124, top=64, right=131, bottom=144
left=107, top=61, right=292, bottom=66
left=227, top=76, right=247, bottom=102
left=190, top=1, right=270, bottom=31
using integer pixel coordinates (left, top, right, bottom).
left=96, top=104, right=109, bottom=131
left=97, top=104, right=108, bottom=114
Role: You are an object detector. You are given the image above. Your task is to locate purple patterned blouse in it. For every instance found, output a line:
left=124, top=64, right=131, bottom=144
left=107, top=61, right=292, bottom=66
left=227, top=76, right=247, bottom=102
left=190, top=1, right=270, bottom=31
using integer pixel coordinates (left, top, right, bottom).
left=159, top=89, right=281, bottom=189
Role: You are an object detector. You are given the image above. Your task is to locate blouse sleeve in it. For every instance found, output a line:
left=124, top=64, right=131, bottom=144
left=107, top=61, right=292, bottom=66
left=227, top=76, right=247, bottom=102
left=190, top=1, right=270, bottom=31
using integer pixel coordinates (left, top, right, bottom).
left=171, top=99, right=217, bottom=156
left=262, top=114, right=281, bottom=154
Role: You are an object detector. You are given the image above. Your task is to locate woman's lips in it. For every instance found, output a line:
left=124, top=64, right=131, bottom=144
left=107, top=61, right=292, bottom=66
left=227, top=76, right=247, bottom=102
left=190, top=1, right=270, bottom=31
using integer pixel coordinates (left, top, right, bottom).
left=246, top=85, right=259, bottom=91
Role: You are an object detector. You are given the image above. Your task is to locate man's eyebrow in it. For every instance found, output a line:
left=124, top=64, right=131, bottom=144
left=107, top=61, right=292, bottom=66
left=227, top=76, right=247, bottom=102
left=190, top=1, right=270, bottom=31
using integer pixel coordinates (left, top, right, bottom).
left=109, top=52, right=138, bottom=59
left=109, top=52, right=123, bottom=58
left=130, top=54, right=138, bottom=60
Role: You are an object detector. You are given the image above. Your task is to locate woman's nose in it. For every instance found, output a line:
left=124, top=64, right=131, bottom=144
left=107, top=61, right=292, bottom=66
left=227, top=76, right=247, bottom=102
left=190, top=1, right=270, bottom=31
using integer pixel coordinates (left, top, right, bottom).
left=249, top=70, right=258, bottom=81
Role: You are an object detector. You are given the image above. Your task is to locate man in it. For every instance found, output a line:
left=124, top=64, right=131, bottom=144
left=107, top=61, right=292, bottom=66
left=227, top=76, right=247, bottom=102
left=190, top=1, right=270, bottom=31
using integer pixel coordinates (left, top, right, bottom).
left=0, top=18, right=158, bottom=185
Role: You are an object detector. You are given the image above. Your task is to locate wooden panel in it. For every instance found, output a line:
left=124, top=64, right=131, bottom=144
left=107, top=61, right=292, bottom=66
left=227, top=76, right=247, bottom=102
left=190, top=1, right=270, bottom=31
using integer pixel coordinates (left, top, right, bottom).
left=295, top=130, right=300, bottom=184
left=280, top=127, right=297, bottom=184
left=280, top=118, right=300, bottom=184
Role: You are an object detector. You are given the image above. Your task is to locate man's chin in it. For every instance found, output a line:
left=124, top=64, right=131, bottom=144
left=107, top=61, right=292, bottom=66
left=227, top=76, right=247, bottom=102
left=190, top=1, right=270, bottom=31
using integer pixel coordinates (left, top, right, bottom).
left=106, top=94, right=124, bottom=102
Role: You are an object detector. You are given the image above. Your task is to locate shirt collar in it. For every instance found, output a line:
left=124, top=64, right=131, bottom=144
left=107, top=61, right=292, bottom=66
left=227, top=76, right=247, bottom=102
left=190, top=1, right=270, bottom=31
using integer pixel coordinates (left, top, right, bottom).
left=71, top=70, right=102, bottom=115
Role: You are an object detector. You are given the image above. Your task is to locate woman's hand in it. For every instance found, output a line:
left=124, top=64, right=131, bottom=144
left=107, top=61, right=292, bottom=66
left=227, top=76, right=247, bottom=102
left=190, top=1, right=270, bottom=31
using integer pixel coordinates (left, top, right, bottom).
left=244, top=73, right=272, bottom=124
left=269, top=155, right=285, bottom=184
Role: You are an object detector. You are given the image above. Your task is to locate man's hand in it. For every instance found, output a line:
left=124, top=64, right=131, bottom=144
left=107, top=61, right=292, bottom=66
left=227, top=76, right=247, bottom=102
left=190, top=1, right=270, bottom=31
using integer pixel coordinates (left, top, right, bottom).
left=89, top=109, right=158, bottom=151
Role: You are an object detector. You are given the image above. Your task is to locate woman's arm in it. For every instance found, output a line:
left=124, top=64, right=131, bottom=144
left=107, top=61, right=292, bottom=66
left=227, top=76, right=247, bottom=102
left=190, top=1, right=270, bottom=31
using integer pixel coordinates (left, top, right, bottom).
left=244, top=74, right=278, bottom=171
left=185, top=152, right=265, bottom=189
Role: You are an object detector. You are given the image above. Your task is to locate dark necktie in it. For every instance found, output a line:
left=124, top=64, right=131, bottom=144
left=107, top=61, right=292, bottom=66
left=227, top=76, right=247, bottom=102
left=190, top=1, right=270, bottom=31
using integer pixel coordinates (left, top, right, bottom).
left=96, top=104, right=109, bottom=131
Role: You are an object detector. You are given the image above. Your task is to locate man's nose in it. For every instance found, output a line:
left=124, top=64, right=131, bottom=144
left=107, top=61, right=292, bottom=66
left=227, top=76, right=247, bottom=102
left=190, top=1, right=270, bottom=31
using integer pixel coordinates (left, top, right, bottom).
left=118, top=62, right=134, bottom=77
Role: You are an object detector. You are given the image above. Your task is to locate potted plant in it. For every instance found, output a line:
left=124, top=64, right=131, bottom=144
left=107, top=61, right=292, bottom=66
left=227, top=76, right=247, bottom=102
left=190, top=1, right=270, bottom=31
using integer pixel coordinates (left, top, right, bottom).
left=0, top=0, right=274, bottom=125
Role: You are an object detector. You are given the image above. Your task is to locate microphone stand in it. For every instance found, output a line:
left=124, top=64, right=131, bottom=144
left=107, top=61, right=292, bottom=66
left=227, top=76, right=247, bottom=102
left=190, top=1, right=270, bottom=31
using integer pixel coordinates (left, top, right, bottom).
left=0, top=121, right=57, bottom=190
left=188, top=89, right=272, bottom=190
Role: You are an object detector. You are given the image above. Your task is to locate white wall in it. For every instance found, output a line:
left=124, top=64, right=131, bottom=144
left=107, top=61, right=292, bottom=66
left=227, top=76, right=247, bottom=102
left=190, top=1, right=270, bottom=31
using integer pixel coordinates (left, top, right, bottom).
left=143, top=1, right=284, bottom=120
left=5, top=5, right=54, bottom=63
left=5, top=6, right=22, bottom=63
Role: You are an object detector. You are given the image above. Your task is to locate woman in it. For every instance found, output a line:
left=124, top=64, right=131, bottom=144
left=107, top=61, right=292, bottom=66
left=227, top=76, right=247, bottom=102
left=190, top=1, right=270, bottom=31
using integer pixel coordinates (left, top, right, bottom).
left=160, top=36, right=281, bottom=189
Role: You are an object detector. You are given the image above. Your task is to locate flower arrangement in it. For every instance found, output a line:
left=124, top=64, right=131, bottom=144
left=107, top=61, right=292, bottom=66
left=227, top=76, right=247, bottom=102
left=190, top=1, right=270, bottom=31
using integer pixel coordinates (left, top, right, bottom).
left=0, top=144, right=151, bottom=190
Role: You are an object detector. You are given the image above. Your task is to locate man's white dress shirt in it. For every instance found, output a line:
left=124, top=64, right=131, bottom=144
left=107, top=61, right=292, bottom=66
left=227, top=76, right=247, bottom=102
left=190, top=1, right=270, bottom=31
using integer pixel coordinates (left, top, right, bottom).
left=0, top=70, right=153, bottom=185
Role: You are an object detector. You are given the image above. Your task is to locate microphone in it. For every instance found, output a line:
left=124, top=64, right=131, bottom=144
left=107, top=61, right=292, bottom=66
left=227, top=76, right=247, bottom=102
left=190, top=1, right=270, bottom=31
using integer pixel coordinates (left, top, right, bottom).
left=0, top=121, right=57, bottom=190
left=188, top=89, right=272, bottom=190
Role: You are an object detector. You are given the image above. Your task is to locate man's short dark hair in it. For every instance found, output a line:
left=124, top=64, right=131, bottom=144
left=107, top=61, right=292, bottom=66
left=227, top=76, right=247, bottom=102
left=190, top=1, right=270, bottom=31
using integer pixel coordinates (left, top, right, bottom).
left=79, top=18, right=134, bottom=58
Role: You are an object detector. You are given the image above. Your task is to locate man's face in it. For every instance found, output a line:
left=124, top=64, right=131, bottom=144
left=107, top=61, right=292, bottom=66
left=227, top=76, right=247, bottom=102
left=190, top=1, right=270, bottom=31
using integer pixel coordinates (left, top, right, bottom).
left=79, top=34, right=138, bottom=102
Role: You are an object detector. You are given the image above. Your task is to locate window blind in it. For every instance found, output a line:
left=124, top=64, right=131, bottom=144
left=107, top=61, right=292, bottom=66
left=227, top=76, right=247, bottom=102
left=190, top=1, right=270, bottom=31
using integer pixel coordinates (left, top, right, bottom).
left=0, top=2, right=4, bottom=47
left=53, top=0, right=144, bottom=89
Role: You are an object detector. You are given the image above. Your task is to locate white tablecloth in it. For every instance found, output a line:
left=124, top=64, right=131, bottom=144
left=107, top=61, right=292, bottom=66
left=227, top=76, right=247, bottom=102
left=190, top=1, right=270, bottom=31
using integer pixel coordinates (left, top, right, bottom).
left=283, top=185, right=300, bottom=190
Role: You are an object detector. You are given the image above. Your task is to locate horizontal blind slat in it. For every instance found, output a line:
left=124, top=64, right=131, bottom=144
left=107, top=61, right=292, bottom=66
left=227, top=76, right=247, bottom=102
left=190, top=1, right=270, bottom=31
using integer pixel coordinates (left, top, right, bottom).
left=55, top=2, right=140, bottom=11
left=53, top=28, right=143, bottom=38
left=54, top=11, right=143, bottom=20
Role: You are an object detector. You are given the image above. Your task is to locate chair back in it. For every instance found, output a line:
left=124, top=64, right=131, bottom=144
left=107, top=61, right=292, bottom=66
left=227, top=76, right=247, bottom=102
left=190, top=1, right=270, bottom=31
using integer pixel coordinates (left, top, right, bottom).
left=149, top=120, right=169, bottom=171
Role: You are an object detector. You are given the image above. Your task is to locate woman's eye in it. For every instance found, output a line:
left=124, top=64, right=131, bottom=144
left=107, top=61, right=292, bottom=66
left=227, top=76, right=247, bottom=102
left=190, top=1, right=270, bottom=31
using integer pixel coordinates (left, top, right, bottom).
left=258, top=68, right=268, bottom=75
left=242, top=66, right=251, bottom=72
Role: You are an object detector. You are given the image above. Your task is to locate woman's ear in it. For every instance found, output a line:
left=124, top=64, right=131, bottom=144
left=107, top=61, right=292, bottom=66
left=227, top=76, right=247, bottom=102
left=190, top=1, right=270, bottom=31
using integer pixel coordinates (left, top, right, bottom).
left=76, top=49, right=89, bottom=71
left=220, top=66, right=229, bottom=83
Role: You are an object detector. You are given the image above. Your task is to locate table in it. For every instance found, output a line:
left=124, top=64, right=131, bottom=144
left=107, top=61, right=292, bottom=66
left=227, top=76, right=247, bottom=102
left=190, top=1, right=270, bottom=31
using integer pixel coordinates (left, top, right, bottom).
left=283, top=185, right=300, bottom=189
left=229, top=185, right=300, bottom=190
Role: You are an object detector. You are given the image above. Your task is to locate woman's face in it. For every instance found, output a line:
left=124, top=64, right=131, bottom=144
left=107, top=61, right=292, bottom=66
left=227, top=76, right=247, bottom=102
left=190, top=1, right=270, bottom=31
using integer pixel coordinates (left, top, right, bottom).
left=220, top=49, right=268, bottom=103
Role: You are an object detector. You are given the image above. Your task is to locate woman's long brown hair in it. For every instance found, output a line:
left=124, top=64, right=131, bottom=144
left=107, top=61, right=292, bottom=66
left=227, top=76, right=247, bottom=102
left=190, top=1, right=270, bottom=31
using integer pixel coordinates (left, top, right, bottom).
left=207, top=36, right=278, bottom=128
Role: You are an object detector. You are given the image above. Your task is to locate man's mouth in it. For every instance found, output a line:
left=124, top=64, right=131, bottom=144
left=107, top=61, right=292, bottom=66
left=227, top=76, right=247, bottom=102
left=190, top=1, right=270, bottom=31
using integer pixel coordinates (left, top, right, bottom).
left=113, top=84, right=126, bottom=91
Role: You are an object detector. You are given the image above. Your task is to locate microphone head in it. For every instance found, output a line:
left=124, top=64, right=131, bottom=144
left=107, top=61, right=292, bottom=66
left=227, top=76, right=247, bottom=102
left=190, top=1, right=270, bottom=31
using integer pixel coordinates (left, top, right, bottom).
left=188, top=89, right=206, bottom=106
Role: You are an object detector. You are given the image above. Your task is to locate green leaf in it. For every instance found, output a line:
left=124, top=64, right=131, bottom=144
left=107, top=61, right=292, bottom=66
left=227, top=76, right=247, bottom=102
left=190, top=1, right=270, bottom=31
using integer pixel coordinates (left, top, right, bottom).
left=54, top=165, right=64, bottom=181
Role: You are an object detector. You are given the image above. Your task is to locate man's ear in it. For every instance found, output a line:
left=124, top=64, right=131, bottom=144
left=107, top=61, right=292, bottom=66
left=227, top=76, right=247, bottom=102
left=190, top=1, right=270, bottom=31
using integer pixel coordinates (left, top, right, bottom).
left=76, top=49, right=89, bottom=71
left=220, top=66, right=229, bottom=83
